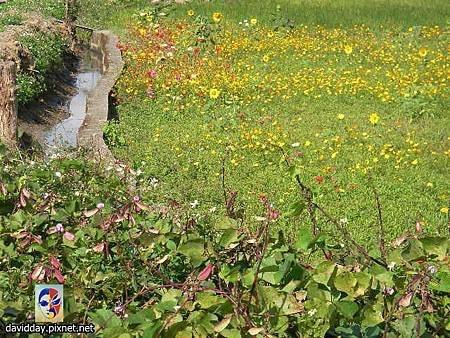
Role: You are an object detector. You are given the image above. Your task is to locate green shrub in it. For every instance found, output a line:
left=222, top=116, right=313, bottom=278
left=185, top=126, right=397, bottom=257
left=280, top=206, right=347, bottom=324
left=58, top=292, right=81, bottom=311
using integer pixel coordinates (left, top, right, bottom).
left=16, top=73, right=46, bottom=105
left=17, top=31, right=68, bottom=105
left=19, top=32, right=67, bottom=74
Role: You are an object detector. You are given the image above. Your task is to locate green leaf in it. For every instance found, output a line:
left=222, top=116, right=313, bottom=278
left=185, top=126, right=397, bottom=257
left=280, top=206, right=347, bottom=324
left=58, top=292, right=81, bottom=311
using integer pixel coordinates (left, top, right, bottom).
left=420, top=237, right=448, bottom=260
left=362, top=306, right=384, bottom=327
left=219, top=265, right=240, bottom=283
left=401, top=239, right=424, bottom=262
left=430, top=271, right=450, bottom=293
left=196, top=291, right=226, bottom=309
left=287, top=165, right=301, bottom=180
left=178, top=238, right=205, bottom=266
left=285, top=200, right=305, bottom=217
left=157, top=289, right=183, bottom=312
left=216, top=217, right=238, bottom=230
left=393, top=316, right=416, bottom=337
left=294, top=226, right=313, bottom=251
left=214, top=315, right=232, bottom=332
left=142, top=321, right=163, bottom=338
left=221, top=328, right=241, bottom=338
left=334, top=271, right=357, bottom=296
left=335, top=300, right=359, bottom=319
left=312, top=261, right=336, bottom=286
left=219, top=229, right=240, bottom=248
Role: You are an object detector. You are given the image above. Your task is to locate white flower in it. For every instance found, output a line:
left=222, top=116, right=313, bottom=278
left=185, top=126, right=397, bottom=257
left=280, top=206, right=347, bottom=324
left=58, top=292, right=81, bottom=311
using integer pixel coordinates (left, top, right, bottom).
left=427, top=265, right=437, bottom=274
left=387, top=261, right=396, bottom=270
left=209, top=207, right=217, bottom=213
left=291, top=142, right=300, bottom=148
left=385, top=287, right=395, bottom=295
left=190, top=200, right=199, bottom=208
left=55, top=171, right=62, bottom=178
left=97, top=203, right=105, bottom=210
left=307, top=309, right=317, bottom=317
left=339, top=217, right=348, bottom=225
left=150, top=177, right=159, bottom=188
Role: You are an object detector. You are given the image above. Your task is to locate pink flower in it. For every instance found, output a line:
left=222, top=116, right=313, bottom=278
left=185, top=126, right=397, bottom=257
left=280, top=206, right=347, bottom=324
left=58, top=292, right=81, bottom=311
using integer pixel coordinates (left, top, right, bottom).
left=93, top=242, right=105, bottom=253
left=269, top=210, right=280, bottom=219
left=55, top=223, right=64, bottom=233
left=63, top=231, right=75, bottom=241
left=147, top=70, right=158, bottom=78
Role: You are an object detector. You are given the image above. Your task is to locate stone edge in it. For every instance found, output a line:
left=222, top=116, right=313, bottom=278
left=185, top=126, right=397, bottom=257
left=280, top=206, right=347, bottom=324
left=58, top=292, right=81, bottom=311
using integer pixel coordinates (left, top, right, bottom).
left=77, top=30, right=123, bottom=162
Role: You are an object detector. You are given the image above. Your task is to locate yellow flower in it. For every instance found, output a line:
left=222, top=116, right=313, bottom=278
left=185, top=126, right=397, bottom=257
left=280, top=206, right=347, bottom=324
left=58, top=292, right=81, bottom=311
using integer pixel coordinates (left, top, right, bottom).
left=209, top=88, right=221, bottom=99
left=411, top=159, right=418, bottom=165
left=212, top=12, right=222, bottom=23
left=267, top=31, right=274, bottom=38
left=344, top=45, right=353, bottom=55
left=426, top=182, right=433, bottom=187
left=369, top=113, right=380, bottom=125
left=337, top=113, right=345, bottom=120
left=250, top=18, right=257, bottom=25
left=418, top=47, right=428, bottom=57
left=440, top=207, right=448, bottom=214
left=262, top=54, right=270, bottom=62
left=187, top=10, right=195, bottom=16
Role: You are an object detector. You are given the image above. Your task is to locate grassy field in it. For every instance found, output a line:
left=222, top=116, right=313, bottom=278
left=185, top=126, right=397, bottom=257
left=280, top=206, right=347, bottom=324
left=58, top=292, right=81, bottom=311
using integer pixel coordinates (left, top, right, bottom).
left=1, top=0, right=448, bottom=246
left=101, top=0, right=450, bottom=247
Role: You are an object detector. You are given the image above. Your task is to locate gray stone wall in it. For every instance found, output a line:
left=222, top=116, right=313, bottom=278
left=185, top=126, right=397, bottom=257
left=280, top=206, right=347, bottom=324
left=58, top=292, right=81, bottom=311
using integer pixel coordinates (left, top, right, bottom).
left=78, top=31, right=123, bottom=162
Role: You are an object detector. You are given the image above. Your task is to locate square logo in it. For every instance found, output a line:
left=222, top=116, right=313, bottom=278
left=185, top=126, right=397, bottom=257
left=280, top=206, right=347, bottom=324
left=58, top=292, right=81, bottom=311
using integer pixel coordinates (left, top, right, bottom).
left=35, top=284, right=63, bottom=322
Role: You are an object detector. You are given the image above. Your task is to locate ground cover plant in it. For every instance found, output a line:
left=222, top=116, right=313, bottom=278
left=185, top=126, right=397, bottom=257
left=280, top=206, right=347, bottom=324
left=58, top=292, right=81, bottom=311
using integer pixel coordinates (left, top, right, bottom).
left=0, top=146, right=448, bottom=337
left=109, top=0, right=449, bottom=245
left=0, top=0, right=70, bottom=106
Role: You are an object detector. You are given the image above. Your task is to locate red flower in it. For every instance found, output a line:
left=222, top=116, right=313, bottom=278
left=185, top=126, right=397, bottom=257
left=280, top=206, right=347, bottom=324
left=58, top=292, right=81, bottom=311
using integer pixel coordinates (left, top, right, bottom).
left=315, top=175, right=324, bottom=183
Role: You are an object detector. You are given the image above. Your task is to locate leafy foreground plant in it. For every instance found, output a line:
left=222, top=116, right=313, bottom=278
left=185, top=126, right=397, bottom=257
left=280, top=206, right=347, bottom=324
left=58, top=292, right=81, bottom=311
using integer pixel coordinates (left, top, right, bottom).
left=0, top=146, right=448, bottom=337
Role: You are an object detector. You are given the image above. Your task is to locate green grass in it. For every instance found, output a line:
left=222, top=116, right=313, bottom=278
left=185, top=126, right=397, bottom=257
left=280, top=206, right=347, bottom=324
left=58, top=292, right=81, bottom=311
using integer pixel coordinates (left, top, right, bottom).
left=172, top=0, right=450, bottom=28
left=102, top=0, right=449, bottom=248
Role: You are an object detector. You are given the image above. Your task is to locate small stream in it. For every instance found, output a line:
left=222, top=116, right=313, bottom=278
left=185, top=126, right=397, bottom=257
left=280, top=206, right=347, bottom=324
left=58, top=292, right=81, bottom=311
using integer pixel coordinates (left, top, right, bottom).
left=43, top=51, right=102, bottom=154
